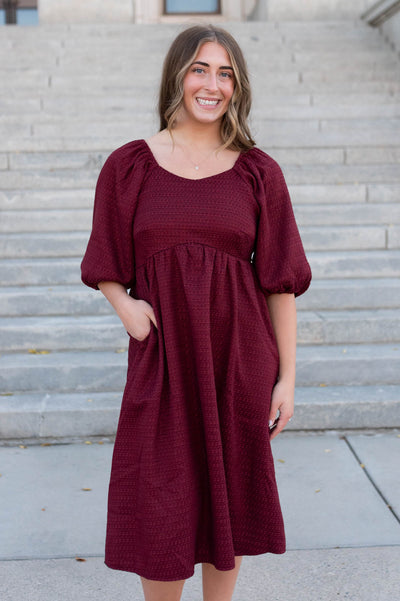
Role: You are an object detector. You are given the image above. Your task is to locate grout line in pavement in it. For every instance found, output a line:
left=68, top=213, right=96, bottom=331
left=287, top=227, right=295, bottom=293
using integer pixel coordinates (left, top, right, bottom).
left=342, top=435, right=400, bottom=525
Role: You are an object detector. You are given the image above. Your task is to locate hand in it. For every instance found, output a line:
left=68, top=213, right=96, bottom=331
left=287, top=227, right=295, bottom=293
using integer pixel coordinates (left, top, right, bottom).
left=118, top=297, right=158, bottom=341
left=268, top=378, right=294, bottom=440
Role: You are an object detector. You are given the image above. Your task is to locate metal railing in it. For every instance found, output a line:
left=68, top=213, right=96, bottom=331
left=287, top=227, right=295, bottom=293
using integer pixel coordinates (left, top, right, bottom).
left=362, top=0, right=400, bottom=26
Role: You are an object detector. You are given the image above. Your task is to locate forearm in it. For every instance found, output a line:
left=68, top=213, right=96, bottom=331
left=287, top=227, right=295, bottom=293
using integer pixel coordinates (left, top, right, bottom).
left=98, top=281, right=157, bottom=339
left=98, top=281, right=136, bottom=323
left=266, top=293, right=297, bottom=384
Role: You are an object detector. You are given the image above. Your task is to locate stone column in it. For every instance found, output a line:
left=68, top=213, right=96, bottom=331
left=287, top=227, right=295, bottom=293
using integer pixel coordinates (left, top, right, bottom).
left=38, top=0, right=135, bottom=23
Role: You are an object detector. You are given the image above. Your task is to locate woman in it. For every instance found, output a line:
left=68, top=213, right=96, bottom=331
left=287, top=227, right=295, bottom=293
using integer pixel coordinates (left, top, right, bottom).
left=81, top=24, right=311, bottom=601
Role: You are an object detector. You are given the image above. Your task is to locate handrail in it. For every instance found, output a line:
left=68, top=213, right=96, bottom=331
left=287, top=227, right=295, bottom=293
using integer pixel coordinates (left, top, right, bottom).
left=361, top=0, right=400, bottom=26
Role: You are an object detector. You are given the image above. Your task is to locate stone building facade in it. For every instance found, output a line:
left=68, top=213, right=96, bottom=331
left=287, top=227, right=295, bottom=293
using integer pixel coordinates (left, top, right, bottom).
left=38, top=0, right=374, bottom=23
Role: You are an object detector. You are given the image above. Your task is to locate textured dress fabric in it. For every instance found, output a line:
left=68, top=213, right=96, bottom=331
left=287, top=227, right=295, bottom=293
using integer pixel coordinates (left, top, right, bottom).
left=81, top=139, right=312, bottom=581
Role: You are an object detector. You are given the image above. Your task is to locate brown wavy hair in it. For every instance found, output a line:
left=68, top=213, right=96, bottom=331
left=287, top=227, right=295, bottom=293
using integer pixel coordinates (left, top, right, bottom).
left=158, top=24, right=255, bottom=151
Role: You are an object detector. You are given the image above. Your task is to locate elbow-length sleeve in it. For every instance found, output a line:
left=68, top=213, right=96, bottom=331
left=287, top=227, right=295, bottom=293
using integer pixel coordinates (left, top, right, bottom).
left=81, top=142, right=144, bottom=290
left=251, top=150, right=312, bottom=297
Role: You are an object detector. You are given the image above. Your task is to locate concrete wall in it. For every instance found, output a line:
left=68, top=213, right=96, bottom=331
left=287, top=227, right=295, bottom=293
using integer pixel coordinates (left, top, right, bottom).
left=38, top=0, right=376, bottom=24
left=38, top=0, right=135, bottom=23
left=380, top=9, right=400, bottom=56
left=265, top=0, right=374, bottom=21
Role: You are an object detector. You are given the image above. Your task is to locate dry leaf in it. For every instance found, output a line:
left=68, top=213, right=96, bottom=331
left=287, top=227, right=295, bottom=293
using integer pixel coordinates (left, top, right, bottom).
left=319, top=383, right=327, bottom=387
left=81, top=488, right=92, bottom=492
left=315, top=489, right=321, bottom=493
left=324, top=449, right=332, bottom=453
left=75, top=557, right=86, bottom=562
left=87, top=398, right=93, bottom=403
left=360, top=463, right=365, bottom=469
left=41, top=443, right=52, bottom=447
left=19, top=445, right=27, bottom=449
left=28, top=349, right=50, bottom=355
left=98, top=441, right=104, bottom=445
left=277, top=459, right=285, bottom=464
left=115, top=348, right=127, bottom=353
left=41, top=508, right=46, bottom=511
left=0, top=392, right=13, bottom=396
left=84, top=441, right=92, bottom=445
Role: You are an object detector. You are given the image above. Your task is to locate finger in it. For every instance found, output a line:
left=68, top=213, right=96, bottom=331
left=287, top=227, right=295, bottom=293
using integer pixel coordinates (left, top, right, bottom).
left=145, top=311, right=158, bottom=329
left=269, top=404, right=279, bottom=425
left=270, top=414, right=291, bottom=440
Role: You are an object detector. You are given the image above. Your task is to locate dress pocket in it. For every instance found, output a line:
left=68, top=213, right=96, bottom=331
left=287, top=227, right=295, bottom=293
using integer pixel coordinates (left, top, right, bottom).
left=128, top=321, right=154, bottom=348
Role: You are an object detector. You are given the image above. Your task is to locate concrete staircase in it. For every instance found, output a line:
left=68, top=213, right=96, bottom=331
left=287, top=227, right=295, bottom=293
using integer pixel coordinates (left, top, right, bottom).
left=1, top=21, right=400, bottom=439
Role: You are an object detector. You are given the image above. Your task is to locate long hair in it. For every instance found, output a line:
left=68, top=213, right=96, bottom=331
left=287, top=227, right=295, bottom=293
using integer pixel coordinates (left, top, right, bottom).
left=158, top=24, right=255, bottom=151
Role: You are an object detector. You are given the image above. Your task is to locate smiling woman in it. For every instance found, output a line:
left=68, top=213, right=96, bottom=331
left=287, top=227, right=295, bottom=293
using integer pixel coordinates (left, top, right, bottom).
left=81, top=23, right=311, bottom=601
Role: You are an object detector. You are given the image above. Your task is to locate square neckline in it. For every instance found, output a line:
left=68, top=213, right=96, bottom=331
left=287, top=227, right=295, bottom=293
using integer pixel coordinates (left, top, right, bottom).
left=141, top=139, right=244, bottom=182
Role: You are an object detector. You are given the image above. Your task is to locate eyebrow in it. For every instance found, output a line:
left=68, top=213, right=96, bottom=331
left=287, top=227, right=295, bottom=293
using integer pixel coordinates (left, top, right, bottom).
left=191, top=61, right=233, bottom=70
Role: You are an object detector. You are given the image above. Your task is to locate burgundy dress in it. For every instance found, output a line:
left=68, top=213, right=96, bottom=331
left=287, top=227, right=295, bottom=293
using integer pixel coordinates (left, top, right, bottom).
left=81, top=139, right=311, bottom=581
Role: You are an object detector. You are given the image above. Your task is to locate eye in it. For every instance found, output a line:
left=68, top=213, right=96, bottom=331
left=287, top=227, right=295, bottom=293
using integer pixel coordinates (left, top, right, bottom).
left=192, top=67, right=205, bottom=74
left=220, top=71, right=233, bottom=79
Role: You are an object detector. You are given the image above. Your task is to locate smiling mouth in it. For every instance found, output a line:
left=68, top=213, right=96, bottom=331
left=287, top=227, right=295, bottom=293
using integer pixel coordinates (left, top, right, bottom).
left=196, top=98, right=221, bottom=107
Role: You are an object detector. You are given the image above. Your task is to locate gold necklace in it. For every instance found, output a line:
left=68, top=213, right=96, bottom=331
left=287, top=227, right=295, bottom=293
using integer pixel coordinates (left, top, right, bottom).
left=176, top=143, right=221, bottom=171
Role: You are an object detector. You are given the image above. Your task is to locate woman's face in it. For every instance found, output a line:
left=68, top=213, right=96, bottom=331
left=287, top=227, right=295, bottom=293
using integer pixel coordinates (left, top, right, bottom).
left=181, top=42, right=235, bottom=126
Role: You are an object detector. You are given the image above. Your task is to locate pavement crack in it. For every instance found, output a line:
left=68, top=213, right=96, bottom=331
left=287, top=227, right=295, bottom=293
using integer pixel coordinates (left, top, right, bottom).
left=342, top=436, right=400, bottom=525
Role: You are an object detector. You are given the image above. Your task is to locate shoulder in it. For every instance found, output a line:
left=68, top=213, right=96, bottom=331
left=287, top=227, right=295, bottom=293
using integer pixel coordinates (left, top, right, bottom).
left=241, top=146, right=283, bottom=178
left=98, top=139, right=152, bottom=186
left=105, top=139, right=149, bottom=169
left=236, top=146, right=286, bottom=193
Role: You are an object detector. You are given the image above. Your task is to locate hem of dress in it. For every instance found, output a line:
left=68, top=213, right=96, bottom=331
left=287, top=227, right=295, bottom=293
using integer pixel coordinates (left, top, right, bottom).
left=104, top=546, right=286, bottom=582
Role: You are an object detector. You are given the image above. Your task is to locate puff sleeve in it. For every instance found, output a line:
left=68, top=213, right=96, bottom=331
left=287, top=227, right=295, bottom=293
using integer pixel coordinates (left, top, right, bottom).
left=251, top=150, right=312, bottom=297
left=81, top=146, right=138, bottom=290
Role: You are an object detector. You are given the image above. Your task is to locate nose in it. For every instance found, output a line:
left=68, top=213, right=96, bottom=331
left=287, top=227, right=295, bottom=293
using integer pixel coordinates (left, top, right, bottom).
left=205, top=71, right=218, bottom=92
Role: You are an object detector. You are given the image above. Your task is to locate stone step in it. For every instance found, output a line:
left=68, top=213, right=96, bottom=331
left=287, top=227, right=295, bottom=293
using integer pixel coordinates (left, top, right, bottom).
left=1, top=309, right=400, bottom=352
left=289, top=183, right=399, bottom=205
left=296, top=278, right=400, bottom=311
left=1, top=384, right=400, bottom=439
left=296, top=343, right=400, bottom=386
left=0, top=94, right=399, bottom=123
left=35, top=92, right=400, bottom=114
left=0, top=285, right=109, bottom=317
left=5, top=59, right=397, bottom=82
left=3, top=77, right=400, bottom=97
left=2, top=161, right=400, bottom=189
left=0, top=344, right=398, bottom=395
left=294, top=385, right=400, bottom=430
left=1, top=224, right=398, bottom=259
left=5, top=124, right=400, bottom=152
left=1, top=251, right=400, bottom=286
left=7, top=118, right=399, bottom=146
left=1, top=278, right=399, bottom=318
left=306, top=250, right=400, bottom=279
left=0, top=189, right=93, bottom=210
left=4, top=183, right=395, bottom=211
left=3, top=101, right=400, bottom=124
left=294, top=204, right=400, bottom=226
left=3, top=121, right=400, bottom=151
left=2, top=202, right=398, bottom=234
left=0, top=169, right=98, bottom=190
left=2, top=148, right=400, bottom=172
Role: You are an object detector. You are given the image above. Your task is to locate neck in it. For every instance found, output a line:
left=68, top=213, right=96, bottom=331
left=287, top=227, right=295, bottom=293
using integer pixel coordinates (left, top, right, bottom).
left=171, top=119, right=222, bottom=150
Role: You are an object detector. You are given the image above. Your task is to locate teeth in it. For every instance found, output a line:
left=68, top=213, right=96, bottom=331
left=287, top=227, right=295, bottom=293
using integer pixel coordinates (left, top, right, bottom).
left=197, top=98, right=219, bottom=106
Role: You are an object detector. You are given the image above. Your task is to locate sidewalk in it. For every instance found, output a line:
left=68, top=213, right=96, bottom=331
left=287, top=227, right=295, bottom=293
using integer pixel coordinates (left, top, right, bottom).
left=1, top=430, right=399, bottom=600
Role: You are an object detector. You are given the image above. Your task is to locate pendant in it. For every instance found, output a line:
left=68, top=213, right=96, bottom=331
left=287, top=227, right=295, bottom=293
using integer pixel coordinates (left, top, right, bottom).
left=194, top=165, right=199, bottom=170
